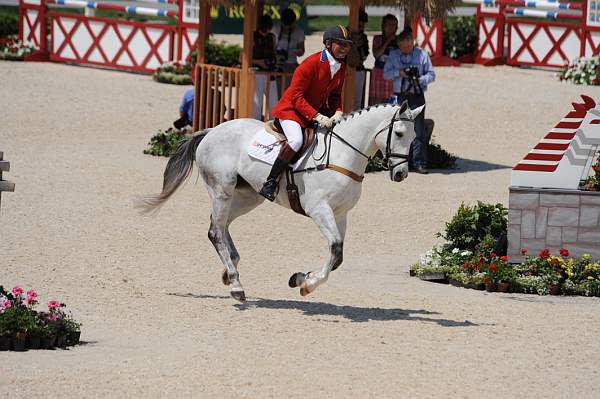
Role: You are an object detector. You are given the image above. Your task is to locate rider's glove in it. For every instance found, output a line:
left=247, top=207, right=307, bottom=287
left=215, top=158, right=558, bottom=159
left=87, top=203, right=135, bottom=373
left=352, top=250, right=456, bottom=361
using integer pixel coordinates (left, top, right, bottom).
left=313, top=113, right=333, bottom=128
left=331, top=110, right=344, bottom=124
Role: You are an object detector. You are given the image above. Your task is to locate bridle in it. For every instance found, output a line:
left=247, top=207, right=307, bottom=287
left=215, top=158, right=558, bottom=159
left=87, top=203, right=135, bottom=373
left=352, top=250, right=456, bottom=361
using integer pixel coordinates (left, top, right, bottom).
left=295, top=106, right=413, bottom=183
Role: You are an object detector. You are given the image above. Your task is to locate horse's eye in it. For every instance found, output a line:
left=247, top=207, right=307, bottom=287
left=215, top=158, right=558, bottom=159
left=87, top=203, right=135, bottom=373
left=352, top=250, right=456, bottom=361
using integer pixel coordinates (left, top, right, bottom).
left=395, top=132, right=404, bottom=138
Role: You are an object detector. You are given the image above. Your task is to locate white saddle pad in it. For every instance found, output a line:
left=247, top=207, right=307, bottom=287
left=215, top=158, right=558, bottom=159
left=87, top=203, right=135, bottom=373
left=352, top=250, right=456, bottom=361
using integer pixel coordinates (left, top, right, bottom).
left=247, top=128, right=315, bottom=170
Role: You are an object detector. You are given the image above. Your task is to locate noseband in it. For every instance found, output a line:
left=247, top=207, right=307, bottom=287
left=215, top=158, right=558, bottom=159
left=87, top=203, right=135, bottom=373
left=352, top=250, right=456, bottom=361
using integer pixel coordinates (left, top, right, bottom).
left=374, top=112, right=412, bottom=178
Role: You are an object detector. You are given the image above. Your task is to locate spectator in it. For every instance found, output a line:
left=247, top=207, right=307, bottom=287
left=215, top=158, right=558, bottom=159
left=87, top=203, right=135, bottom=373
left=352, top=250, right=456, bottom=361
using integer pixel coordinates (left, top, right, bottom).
left=272, top=8, right=305, bottom=73
left=383, top=27, right=435, bottom=174
left=174, top=87, right=194, bottom=130
left=346, top=9, right=369, bottom=110
left=369, top=14, right=398, bottom=105
left=252, top=14, right=279, bottom=120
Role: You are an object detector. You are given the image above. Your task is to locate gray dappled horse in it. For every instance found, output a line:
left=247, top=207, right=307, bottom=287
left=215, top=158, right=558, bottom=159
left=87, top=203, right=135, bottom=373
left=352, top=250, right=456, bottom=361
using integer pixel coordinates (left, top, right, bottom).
left=141, top=102, right=423, bottom=301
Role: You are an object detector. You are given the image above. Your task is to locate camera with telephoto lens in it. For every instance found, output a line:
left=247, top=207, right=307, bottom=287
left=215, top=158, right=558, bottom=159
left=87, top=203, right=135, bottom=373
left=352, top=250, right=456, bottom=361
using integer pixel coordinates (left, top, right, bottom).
left=403, top=66, right=419, bottom=78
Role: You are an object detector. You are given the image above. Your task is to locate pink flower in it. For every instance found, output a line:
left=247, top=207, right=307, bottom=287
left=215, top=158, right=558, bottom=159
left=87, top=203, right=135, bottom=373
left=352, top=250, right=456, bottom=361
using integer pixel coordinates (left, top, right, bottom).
left=12, top=286, right=24, bottom=296
left=47, top=300, right=61, bottom=309
left=47, top=313, right=59, bottom=321
left=26, top=290, right=38, bottom=303
left=3, top=299, right=12, bottom=309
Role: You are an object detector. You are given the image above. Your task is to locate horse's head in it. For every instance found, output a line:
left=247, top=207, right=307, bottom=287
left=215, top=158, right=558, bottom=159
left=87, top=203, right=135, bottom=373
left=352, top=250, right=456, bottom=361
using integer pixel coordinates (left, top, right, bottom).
left=374, top=101, right=424, bottom=182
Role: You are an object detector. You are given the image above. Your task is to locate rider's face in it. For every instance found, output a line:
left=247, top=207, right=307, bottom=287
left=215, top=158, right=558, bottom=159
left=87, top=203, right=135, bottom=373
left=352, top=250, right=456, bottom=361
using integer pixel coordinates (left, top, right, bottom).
left=331, top=40, right=352, bottom=59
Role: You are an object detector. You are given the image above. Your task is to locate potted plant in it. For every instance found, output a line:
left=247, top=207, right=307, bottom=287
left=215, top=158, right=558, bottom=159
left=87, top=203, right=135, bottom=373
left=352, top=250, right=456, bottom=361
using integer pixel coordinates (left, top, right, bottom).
left=64, top=314, right=82, bottom=346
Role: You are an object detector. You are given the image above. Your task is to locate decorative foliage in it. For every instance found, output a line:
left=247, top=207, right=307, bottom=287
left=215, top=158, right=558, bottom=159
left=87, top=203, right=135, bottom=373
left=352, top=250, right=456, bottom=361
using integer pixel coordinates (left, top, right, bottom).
left=0, top=11, right=19, bottom=38
left=443, top=16, right=477, bottom=59
left=153, top=62, right=193, bottom=85
left=144, top=128, right=188, bottom=157
left=437, top=201, right=507, bottom=253
left=0, top=35, right=36, bottom=61
left=558, top=56, right=600, bottom=85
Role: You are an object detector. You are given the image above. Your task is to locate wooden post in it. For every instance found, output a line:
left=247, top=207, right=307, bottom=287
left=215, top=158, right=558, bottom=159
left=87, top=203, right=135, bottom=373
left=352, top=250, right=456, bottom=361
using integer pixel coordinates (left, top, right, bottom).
left=239, top=0, right=256, bottom=118
left=343, top=0, right=363, bottom=112
left=0, top=151, right=15, bottom=211
left=193, top=0, right=210, bottom=131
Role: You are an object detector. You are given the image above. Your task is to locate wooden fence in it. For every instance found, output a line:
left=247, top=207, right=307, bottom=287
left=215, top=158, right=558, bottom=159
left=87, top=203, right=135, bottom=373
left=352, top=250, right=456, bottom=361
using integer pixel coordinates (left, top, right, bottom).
left=194, top=63, right=242, bottom=130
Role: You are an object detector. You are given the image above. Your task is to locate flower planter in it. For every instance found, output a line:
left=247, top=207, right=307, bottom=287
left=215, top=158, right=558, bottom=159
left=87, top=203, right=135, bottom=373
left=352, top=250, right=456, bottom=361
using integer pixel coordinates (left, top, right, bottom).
left=41, top=335, right=56, bottom=349
left=67, top=331, right=81, bottom=346
left=419, top=272, right=448, bottom=283
left=27, top=335, right=41, bottom=350
left=497, top=282, right=510, bottom=293
left=485, top=283, right=497, bottom=292
left=0, top=335, right=10, bottom=351
left=56, top=334, right=67, bottom=348
left=11, top=333, right=27, bottom=352
left=548, top=285, right=561, bottom=295
left=409, top=269, right=417, bottom=277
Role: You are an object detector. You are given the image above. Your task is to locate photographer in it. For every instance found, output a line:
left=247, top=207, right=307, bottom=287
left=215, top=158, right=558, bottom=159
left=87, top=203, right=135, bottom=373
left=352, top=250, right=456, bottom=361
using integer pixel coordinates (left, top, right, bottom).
left=383, top=27, right=435, bottom=174
left=252, top=15, right=279, bottom=120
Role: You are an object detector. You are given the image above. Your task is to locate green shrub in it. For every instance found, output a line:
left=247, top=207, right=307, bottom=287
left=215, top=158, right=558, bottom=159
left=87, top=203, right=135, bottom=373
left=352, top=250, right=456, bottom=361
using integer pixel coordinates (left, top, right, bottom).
left=438, top=201, right=507, bottom=252
left=443, top=16, right=477, bottom=59
left=189, top=39, right=241, bottom=67
left=0, top=12, right=18, bottom=38
left=144, top=128, right=188, bottom=157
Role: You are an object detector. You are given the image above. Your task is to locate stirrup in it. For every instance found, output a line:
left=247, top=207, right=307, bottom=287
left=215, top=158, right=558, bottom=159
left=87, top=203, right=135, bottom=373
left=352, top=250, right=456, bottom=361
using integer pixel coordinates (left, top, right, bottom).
left=259, top=179, right=279, bottom=202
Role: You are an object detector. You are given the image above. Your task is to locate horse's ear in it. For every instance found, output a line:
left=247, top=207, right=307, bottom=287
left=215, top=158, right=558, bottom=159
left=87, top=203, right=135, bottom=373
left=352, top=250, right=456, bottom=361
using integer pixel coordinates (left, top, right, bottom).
left=407, top=104, right=425, bottom=120
left=399, top=100, right=409, bottom=115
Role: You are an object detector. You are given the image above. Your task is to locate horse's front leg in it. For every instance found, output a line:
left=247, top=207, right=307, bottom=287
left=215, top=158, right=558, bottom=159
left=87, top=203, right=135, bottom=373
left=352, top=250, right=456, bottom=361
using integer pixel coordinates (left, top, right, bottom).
left=289, top=208, right=346, bottom=296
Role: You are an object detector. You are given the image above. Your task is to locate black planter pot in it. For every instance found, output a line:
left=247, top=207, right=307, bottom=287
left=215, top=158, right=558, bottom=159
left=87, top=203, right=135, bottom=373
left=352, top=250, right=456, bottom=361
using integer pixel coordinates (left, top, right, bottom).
left=41, top=335, right=56, bottom=349
left=56, top=334, right=67, bottom=348
left=27, top=335, right=41, bottom=350
left=11, top=334, right=27, bottom=352
left=66, top=331, right=81, bottom=346
left=0, top=335, right=10, bottom=351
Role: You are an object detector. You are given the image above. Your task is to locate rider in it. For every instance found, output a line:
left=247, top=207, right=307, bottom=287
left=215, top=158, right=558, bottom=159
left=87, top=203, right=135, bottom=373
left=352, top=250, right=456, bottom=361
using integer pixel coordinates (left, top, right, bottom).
left=258, top=25, right=352, bottom=201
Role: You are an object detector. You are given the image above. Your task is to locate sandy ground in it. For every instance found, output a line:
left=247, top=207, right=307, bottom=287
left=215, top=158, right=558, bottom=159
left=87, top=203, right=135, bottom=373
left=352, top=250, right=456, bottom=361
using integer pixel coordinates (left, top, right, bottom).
left=2, top=58, right=600, bottom=398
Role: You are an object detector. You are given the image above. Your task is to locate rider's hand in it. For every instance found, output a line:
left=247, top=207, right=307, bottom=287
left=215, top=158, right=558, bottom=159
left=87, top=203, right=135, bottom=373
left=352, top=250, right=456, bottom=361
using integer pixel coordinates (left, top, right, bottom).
left=313, top=113, right=333, bottom=128
left=331, top=110, right=344, bottom=124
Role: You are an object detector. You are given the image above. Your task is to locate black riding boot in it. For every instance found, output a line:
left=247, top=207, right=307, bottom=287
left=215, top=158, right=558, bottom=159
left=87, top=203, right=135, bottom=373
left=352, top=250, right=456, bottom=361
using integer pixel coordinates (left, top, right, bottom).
left=259, top=143, right=297, bottom=202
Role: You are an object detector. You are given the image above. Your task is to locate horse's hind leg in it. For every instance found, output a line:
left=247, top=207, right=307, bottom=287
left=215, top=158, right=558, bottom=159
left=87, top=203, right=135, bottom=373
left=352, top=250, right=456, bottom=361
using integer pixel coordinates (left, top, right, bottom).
left=221, top=187, right=265, bottom=286
left=206, top=185, right=247, bottom=302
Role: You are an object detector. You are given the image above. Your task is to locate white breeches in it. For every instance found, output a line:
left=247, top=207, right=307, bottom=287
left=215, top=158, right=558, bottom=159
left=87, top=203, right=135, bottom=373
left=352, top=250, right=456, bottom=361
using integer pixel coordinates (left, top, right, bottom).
left=280, top=119, right=303, bottom=152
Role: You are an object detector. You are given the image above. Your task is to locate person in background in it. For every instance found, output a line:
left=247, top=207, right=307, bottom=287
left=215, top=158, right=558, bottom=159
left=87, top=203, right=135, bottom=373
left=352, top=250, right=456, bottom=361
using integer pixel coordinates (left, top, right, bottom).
left=174, top=87, right=194, bottom=130
left=252, top=15, right=279, bottom=120
left=369, top=13, right=398, bottom=105
left=258, top=26, right=351, bottom=202
left=383, top=27, right=435, bottom=175
left=346, top=9, right=369, bottom=110
left=272, top=8, right=306, bottom=73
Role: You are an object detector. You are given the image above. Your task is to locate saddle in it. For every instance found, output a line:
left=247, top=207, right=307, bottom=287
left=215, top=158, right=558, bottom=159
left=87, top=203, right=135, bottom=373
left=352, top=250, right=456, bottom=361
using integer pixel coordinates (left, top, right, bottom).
left=264, top=120, right=317, bottom=217
left=264, top=120, right=316, bottom=164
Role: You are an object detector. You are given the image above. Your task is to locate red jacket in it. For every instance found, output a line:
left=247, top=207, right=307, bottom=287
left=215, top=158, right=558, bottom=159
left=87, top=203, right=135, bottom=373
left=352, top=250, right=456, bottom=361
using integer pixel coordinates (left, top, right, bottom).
left=272, top=50, right=346, bottom=128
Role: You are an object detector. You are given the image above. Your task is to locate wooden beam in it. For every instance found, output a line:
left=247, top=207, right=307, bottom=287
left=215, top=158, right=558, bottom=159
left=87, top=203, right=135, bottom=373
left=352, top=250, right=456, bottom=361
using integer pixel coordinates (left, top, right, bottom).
left=0, top=161, right=9, bottom=172
left=342, top=0, right=364, bottom=112
left=239, top=0, right=256, bottom=118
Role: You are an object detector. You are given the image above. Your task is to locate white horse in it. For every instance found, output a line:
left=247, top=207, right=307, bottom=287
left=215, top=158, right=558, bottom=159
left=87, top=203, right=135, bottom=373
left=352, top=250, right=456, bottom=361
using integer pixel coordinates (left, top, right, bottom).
left=141, top=102, right=423, bottom=301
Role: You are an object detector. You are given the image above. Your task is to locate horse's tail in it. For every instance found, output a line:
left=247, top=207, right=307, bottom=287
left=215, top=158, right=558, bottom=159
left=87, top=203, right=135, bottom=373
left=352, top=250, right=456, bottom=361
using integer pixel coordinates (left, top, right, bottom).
left=137, top=130, right=208, bottom=214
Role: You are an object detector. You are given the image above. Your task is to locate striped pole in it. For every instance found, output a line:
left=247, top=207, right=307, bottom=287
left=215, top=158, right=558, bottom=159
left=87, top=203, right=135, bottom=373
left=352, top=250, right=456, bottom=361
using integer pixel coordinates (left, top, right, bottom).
left=501, top=0, right=582, bottom=10
left=47, top=0, right=178, bottom=17
left=505, top=6, right=582, bottom=19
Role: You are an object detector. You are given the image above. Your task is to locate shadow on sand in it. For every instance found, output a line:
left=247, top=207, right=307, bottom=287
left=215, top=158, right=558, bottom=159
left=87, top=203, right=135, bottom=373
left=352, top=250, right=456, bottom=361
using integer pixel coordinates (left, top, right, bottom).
left=168, top=292, right=478, bottom=327
left=430, top=158, right=511, bottom=175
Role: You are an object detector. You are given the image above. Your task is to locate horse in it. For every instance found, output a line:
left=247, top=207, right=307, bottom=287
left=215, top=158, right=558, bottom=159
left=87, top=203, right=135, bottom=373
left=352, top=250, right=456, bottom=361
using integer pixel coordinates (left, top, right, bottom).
left=140, top=101, right=424, bottom=302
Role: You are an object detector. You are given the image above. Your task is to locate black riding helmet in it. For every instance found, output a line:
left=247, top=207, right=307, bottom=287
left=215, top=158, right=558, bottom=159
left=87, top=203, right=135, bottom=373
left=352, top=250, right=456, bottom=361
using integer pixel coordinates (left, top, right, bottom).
left=322, top=25, right=353, bottom=46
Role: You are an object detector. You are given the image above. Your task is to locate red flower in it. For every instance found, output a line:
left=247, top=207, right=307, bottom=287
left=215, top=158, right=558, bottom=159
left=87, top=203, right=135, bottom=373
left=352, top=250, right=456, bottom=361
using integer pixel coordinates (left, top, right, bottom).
left=489, top=264, right=497, bottom=271
left=463, top=261, right=470, bottom=268
left=521, top=248, right=528, bottom=255
left=559, top=248, right=569, bottom=257
left=500, top=256, right=508, bottom=262
left=474, top=265, right=481, bottom=271
left=539, top=249, right=550, bottom=259
left=490, top=252, right=497, bottom=258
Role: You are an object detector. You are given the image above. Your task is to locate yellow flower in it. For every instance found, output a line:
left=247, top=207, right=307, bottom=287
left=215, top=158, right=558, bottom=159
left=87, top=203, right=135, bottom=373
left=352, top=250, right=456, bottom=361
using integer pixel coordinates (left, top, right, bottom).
left=582, top=254, right=592, bottom=261
left=587, top=276, right=594, bottom=280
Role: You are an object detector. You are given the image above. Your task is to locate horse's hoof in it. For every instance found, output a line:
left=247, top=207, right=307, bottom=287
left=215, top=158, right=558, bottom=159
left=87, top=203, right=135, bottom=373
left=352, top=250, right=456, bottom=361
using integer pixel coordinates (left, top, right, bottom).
left=222, top=270, right=231, bottom=286
left=289, top=272, right=305, bottom=288
left=231, top=290, right=246, bottom=302
left=300, top=284, right=311, bottom=297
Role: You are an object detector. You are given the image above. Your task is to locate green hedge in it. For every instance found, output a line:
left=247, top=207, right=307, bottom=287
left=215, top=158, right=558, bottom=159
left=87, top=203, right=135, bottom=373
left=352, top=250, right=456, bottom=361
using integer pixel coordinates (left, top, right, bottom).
left=0, top=12, right=19, bottom=38
left=443, top=16, right=477, bottom=59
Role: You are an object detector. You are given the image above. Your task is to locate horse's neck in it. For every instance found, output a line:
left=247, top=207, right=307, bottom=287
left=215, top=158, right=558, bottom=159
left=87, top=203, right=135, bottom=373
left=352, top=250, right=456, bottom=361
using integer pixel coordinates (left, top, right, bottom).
left=325, top=107, right=394, bottom=172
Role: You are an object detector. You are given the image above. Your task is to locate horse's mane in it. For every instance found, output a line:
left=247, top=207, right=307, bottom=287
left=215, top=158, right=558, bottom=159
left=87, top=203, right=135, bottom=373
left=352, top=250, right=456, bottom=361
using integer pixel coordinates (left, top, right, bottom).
left=333, top=103, right=399, bottom=127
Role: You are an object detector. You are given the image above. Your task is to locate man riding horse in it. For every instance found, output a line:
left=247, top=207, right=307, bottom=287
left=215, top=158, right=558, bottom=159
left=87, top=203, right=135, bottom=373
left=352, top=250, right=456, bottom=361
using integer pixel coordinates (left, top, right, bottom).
left=258, top=25, right=353, bottom=201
